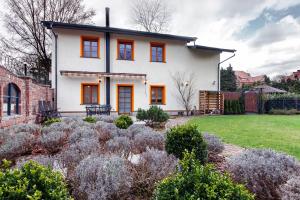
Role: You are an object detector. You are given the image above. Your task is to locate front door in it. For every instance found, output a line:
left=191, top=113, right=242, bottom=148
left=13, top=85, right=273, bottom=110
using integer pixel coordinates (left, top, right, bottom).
left=118, top=85, right=133, bottom=114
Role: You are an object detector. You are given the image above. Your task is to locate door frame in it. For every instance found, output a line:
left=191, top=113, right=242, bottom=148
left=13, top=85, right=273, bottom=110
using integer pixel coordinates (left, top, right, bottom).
left=116, top=84, right=134, bottom=114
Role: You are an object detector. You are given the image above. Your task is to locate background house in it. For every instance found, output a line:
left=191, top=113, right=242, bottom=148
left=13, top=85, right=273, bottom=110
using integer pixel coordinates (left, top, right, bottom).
left=234, top=71, right=265, bottom=88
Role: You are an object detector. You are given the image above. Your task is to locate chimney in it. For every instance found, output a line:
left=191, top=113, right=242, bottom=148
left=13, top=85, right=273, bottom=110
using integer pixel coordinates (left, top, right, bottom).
left=105, top=7, right=110, bottom=27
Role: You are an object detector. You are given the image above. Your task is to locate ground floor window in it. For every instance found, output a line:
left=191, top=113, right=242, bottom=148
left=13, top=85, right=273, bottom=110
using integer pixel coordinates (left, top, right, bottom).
left=2, top=83, right=20, bottom=116
left=81, top=83, right=99, bottom=104
left=150, top=85, right=166, bottom=105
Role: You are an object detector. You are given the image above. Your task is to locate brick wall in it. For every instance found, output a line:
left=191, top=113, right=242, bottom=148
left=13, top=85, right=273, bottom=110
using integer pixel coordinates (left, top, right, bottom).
left=0, top=66, right=53, bottom=128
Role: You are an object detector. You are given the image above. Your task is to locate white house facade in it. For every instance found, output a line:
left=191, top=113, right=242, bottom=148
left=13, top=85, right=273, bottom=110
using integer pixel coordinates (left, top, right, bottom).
left=43, top=9, right=235, bottom=115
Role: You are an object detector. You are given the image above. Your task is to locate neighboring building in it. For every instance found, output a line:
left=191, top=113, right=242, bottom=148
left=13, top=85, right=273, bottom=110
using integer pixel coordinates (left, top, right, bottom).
left=283, top=70, right=300, bottom=81
left=235, top=71, right=265, bottom=88
left=253, top=85, right=287, bottom=94
left=0, top=65, right=53, bottom=128
left=42, top=8, right=235, bottom=115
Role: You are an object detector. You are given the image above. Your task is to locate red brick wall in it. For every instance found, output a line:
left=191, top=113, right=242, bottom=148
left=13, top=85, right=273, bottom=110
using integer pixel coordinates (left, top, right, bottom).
left=0, top=66, right=53, bottom=128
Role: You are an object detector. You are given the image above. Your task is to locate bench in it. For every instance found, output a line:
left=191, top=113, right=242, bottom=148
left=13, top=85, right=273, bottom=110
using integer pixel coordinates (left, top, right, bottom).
left=86, top=105, right=111, bottom=116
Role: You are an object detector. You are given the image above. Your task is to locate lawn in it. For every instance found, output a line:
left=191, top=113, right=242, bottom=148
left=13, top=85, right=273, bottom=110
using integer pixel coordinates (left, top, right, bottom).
left=189, top=115, right=300, bottom=159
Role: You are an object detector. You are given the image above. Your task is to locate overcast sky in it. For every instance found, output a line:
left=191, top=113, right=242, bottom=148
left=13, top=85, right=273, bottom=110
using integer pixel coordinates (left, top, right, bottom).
left=1, top=0, right=300, bottom=77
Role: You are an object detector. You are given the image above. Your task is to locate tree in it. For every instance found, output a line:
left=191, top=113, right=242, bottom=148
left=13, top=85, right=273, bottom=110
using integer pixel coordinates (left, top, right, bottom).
left=131, top=0, right=171, bottom=33
left=221, top=64, right=237, bottom=92
left=172, top=72, right=196, bottom=116
left=1, top=0, right=95, bottom=83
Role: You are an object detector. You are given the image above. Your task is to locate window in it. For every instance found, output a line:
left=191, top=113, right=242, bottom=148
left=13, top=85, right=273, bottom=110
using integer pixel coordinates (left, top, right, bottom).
left=81, top=83, right=99, bottom=104
left=150, top=42, right=165, bottom=62
left=150, top=85, right=166, bottom=105
left=80, top=36, right=100, bottom=58
left=117, top=40, right=134, bottom=60
left=3, top=83, right=20, bottom=116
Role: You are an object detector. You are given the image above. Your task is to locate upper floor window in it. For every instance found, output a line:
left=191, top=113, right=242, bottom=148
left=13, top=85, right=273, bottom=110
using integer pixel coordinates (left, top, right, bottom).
left=80, top=36, right=100, bottom=58
left=150, top=85, right=166, bottom=105
left=81, top=83, right=99, bottom=104
left=117, top=40, right=134, bottom=60
left=3, top=83, right=20, bottom=116
left=150, top=42, right=166, bottom=62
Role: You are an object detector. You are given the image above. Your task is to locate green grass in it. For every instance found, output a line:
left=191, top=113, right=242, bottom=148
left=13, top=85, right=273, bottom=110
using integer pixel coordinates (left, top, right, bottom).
left=189, top=115, right=300, bottom=159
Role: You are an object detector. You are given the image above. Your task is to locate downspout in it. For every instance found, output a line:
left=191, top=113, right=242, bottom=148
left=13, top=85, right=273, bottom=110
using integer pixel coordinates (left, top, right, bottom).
left=105, top=7, right=111, bottom=107
left=217, top=53, right=235, bottom=92
left=50, top=23, right=58, bottom=109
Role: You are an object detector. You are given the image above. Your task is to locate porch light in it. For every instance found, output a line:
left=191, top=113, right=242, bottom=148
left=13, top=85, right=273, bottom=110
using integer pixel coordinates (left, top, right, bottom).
left=144, top=79, right=148, bottom=85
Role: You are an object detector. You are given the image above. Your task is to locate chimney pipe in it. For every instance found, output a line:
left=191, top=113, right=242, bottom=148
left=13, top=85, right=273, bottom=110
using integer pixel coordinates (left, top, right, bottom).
left=105, top=7, right=110, bottom=27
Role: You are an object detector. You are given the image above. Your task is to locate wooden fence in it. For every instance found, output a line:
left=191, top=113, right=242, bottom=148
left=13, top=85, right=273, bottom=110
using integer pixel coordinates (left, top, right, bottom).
left=199, top=91, right=224, bottom=114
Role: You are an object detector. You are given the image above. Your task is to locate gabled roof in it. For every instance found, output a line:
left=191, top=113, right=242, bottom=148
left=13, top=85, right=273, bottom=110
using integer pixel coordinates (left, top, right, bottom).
left=187, top=45, right=236, bottom=53
left=42, top=21, right=197, bottom=42
left=254, top=85, right=287, bottom=93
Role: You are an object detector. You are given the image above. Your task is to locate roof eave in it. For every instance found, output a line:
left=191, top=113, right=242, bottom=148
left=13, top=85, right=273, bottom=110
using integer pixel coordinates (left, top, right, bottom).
left=42, top=21, right=197, bottom=42
left=188, top=45, right=236, bottom=53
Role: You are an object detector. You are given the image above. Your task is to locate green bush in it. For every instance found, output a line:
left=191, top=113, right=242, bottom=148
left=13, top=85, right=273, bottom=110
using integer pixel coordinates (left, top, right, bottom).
left=136, top=106, right=169, bottom=127
left=269, top=109, right=300, bottom=115
left=83, top=116, right=96, bottom=123
left=224, top=100, right=244, bottom=115
left=114, top=115, right=133, bottom=129
left=153, top=152, right=254, bottom=200
left=0, top=159, right=72, bottom=200
left=43, top=118, right=61, bottom=126
left=165, top=124, right=207, bottom=164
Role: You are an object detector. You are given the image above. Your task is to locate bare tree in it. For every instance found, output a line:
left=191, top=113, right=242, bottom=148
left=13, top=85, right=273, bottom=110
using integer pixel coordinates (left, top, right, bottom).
left=172, top=72, right=196, bottom=116
left=131, top=0, right=171, bottom=33
left=1, top=0, right=95, bottom=83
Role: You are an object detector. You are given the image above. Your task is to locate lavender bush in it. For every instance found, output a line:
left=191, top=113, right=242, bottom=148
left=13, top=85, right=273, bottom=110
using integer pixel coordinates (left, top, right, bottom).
left=228, top=149, right=300, bottom=200
left=203, top=133, right=224, bottom=154
left=74, top=154, right=132, bottom=200
left=133, top=131, right=165, bottom=153
left=40, top=131, right=68, bottom=153
left=280, top=176, right=300, bottom=200
left=106, top=136, right=133, bottom=158
left=95, top=115, right=118, bottom=123
left=131, top=148, right=178, bottom=198
left=0, top=132, right=36, bottom=160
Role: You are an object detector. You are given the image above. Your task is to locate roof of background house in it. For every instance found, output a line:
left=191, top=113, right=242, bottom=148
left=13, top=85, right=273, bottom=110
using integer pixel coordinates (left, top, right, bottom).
left=254, top=85, right=287, bottom=93
left=235, top=71, right=265, bottom=83
left=42, top=21, right=236, bottom=53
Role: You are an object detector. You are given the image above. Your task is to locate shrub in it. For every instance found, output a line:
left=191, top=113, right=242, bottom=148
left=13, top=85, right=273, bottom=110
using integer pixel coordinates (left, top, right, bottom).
left=131, top=148, right=178, bottom=198
left=43, top=118, right=62, bottom=126
left=133, top=131, right=165, bottom=153
left=0, top=132, right=36, bottom=160
left=95, top=121, right=117, bottom=141
left=95, top=115, right=118, bottom=123
left=15, top=155, right=57, bottom=170
left=0, top=160, right=72, bottom=200
left=202, top=133, right=224, bottom=155
left=114, top=115, right=133, bottom=129
left=136, top=106, right=169, bottom=127
left=10, top=123, right=41, bottom=135
left=280, top=176, right=300, bottom=200
left=153, top=152, right=254, bottom=200
left=68, top=126, right=98, bottom=144
left=73, top=154, right=132, bottom=200
left=59, top=137, right=100, bottom=170
left=165, top=124, right=207, bottom=164
left=106, top=136, right=133, bottom=158
left=228, top=149, right=300, bottom=200
left=40, top=131, right=68, bottom=153
left=83, top=116, right=97, bottom=123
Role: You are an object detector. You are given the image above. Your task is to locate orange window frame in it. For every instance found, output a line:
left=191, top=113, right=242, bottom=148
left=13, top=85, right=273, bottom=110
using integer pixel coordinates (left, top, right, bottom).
left=80, top=36, right=100, bottom=58
left=116, top=84, right=134, bottom=113
left=150, top=85, right=166, bottom=105
left=80, top=83, right=100, bottom=105
left=117, top=39, right=134, bottom=60
left=150, top=42, right=166, bottom=62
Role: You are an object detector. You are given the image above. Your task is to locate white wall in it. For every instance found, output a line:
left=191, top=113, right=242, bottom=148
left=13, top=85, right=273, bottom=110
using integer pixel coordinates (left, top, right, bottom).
left=53, top=29, right=220, bottom=113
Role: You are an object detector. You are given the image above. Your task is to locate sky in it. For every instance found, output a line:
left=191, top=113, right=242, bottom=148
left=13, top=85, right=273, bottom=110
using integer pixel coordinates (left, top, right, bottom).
left=1, top=0, right=300, bottom=77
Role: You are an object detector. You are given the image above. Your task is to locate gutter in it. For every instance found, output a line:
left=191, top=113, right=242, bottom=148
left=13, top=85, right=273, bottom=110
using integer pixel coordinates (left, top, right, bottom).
left=50, top=23, right=58, bottom=109
left=217, top=53, right=236, bottom=92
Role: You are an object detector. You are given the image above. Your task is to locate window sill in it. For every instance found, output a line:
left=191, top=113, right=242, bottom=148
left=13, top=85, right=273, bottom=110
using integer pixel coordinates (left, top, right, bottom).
left=149, top=103, right=166, bottom=106
left=150, top=61, right=166, bottom=63
left=116, top=58, right=135, bottom=61
left=80, top=56, right=100, bottom=59
left=80, top=103, right=100, bottom=105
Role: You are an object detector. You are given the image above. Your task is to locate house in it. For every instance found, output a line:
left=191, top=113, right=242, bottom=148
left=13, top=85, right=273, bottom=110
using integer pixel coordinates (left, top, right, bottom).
left=234, top=71, right=265, bottom=88
left=283, top=70, right=300, bottom=81
left=42, top=8, right=235, bottom=115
